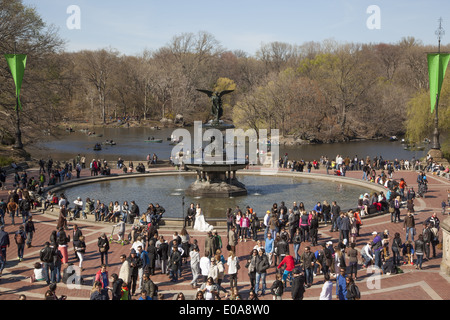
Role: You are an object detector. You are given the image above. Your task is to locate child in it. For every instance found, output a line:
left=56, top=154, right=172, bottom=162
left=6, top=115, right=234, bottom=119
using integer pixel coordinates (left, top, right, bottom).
left=402, top=241, right=414, bottom=265
left=120, top=282, right=130, bottom=300
left=30, top=262, right=45, bottom=283
left=138, top=289, right=152, bottom=300
left=270, top=273, right=284, bottom=300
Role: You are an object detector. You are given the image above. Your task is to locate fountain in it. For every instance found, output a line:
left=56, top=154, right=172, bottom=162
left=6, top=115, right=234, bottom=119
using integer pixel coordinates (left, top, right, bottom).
left=185, top=89, right=248, bottom=197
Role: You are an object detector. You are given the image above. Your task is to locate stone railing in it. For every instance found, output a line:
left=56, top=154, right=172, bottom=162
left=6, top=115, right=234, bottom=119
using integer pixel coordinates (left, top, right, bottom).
left=441, top=217, right=450, bottom=276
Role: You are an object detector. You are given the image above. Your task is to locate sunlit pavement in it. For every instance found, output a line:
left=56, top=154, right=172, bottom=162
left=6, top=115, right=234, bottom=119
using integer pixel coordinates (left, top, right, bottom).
left=0, top=165, right=449, bottom=300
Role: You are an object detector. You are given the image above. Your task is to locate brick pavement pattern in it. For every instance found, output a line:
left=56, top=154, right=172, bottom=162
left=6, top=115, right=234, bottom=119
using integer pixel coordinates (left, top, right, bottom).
left=0, top=165, right=449, bottom=300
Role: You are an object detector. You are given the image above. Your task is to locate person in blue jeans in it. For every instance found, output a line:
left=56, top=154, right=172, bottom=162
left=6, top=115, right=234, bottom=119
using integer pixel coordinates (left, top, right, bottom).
left=277, top=254, right=295, bottom=288
left=300, top=246, right=316, bottom=287
left=0, top=226, right=9, bottom=274
left=0, top=206, right=4, bottom=226
left=14, top=225, right=26, bottom=262
left=403, top=212, right=416, bottom=242
left=254, top=248, right=270, bottom=296
left=292, top=229, right=302, bottom=263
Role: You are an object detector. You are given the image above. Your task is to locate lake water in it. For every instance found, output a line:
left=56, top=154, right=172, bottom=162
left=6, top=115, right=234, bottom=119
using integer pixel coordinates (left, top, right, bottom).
left=28, top=127, right=427, bottom=163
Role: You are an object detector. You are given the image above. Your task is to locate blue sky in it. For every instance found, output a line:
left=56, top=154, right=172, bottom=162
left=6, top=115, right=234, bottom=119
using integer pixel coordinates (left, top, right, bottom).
left=23, top=0, right=450, bottom=56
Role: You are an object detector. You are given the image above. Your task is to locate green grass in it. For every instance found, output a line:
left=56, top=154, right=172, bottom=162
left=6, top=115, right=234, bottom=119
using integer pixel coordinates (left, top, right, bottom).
left=0, top=156, right=14, bottom=167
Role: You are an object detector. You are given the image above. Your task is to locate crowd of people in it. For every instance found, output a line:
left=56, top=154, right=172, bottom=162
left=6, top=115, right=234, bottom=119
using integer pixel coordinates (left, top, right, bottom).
left=279, top=153, right=449, bottom=179
left=0, top=151, right=447, bottom=301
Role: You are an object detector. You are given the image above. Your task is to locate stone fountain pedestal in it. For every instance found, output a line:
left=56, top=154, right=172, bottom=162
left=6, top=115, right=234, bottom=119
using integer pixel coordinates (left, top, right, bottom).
left=185, top=163, right=247, bottom=198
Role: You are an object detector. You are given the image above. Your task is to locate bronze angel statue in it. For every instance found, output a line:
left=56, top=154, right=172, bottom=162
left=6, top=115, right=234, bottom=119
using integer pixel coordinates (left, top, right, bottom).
left=196, top=89, right=234, bottom=123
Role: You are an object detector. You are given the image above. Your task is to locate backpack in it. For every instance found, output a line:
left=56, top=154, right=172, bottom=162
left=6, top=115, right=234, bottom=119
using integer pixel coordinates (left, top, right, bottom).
left=40, top=246, right=53, bottom=263
left=352, top=283, right=361, bottom=300
left=15, top=232, right=24, bottom=244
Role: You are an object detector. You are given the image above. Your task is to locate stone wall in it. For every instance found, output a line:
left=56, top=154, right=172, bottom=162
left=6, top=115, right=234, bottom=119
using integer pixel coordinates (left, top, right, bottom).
left=441, top=216, right=450, bottom=276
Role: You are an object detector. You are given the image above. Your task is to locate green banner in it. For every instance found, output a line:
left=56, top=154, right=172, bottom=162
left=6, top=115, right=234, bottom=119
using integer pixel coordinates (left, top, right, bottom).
left=4, top=54, right=27, bottom=110
left=427, top=53, right=450, bottom=113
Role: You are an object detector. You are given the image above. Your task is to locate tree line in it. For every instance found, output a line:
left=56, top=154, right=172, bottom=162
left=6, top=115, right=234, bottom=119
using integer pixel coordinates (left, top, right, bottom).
left=0, top=0, right=448, bottom=152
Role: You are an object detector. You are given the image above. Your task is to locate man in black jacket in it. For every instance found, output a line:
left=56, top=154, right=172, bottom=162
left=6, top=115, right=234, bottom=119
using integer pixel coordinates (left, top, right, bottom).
left=40, top=242, right=55, bottom=284
left=146, top=240, right=157, bottom=275
left=110, top=273, right=123, bottom=300
left=276, top=235, right=290, bottom=263
left=128, top=201, right=139, bottom=224
left=127, top=249, right=143, bottom=296
left=255, top=248, right=270, bottom=296
left=169, top=245, right=181, bottom=282
left=300, top=246, right=316, bottom=287
left=157, top=236, right=169, bottom=274
left=24, top=216, right=35, bottom=248
left=291, top=268, right=306, bottom=300
left=185, top=203, right=195, bottom=228
left=330, top=201, right=341, bottom=232
left=141, top=272, right=157, bottom=299
left=152, top=203, right=165, bottom=225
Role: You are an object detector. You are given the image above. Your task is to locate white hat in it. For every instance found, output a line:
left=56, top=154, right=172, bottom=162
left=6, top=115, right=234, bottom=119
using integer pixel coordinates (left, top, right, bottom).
left=372, top=231, right=378, bottom=235
left=326, top=241, right=333, bottom=245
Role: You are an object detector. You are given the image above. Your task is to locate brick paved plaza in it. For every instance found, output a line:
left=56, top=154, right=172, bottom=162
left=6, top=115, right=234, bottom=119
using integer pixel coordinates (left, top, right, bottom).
left=0, top=165, right=449, bottom=301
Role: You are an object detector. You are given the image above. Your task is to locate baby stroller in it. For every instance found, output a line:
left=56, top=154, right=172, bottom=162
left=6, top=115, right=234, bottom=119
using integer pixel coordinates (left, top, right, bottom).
left=109, top=225, right=130, bottom=246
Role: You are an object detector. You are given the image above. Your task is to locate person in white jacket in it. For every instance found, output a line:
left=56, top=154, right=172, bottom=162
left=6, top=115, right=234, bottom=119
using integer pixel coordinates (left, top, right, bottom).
left=118, top=254, right=131, bottom=285
left=227, top=251, right=240, bottom=289
left=319, top=273, right=333, bottom=300
left=189, top=246, right=201, bottom=288
left=362, top=242, right=374, bottom=268
left=199, top=252, right=211, bottom=283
